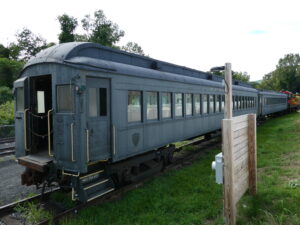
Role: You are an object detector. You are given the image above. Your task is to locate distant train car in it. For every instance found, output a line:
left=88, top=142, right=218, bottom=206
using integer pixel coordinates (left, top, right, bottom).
left=13, top=42, right=286, bottom=202
left=258, top=90, right=288, bottom=116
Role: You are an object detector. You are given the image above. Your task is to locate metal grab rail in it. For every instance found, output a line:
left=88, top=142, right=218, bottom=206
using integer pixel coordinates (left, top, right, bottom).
left=113, top=125, right=116, bottom=155
left=24, top=109, right=29, bottom=151
left=86, top=129, right=90, bottom=163
left=48, top=109, right=53, bottom=156
left=71, top=123, right=75, bottom=162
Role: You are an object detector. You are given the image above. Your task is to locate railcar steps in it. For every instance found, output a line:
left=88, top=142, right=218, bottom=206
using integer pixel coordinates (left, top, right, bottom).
left=74, top=170, right=115, bottom=202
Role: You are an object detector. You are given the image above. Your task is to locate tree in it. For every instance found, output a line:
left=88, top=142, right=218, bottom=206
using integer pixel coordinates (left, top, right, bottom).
left=57, top=14, right=78, bottom=43
left=7, top=43, right=21, bottom=60
left=209, top=70, right=250, bottom=83
left=0, top=101, right=14, bottom=125
left=121, top=42, right=145, bottom=56
left=0, top=44, right=10, bottom=58
left=0, top=86, right=13, bottom=105
left=259, top=72, right=279, bottom=90
left=16, top=28, right=48, bottom=61
left=81, top=10, right=125, bottom=47
left=232, top=71, right=250, bottom=83
left=259, top=54, right=300, bottom=92
left=0, top=58, right=24, bottom=88
left=275, top=54, right=300, bottom=92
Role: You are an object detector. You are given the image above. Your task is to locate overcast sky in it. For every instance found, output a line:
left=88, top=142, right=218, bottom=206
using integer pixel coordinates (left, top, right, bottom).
left=1, top=0, right=300, bottom=81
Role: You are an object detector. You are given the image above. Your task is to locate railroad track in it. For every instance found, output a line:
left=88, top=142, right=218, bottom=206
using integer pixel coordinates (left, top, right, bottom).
left=0, top=133, right=221, bottom=225
left=0, top=137, right=15, bottom=157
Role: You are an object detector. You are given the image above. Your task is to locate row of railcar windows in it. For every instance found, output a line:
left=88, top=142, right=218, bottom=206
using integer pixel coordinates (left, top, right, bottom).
left=265, top=97, right=286, bottom=105
left=128, top=91, right=256, bottom=123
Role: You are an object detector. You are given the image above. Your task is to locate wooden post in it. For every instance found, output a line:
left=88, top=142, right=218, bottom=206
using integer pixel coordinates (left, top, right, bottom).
left=223, top=62, right=235, bottom=224
left=221, top=63, right=257, bottom=225
left=223, top=119, right=235, bottom=225
left=224, top=63, right=232, bottom=119
left=248, top=114, right=257, bottom=195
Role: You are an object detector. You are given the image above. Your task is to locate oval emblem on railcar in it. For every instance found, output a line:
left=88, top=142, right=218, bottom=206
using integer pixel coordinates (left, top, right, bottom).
left=132, top=133, right=140, bottom=146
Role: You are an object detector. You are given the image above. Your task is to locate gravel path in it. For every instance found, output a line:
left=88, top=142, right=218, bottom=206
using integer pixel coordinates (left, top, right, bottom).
left=0, top=156, right=42, bottom=207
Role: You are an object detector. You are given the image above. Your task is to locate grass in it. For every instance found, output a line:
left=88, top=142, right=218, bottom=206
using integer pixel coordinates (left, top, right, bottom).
left=14, top=201, right=53, bottom=225
left=62, top=111, right=300, bottom=225
left=237, top=112, right=300, bottom=224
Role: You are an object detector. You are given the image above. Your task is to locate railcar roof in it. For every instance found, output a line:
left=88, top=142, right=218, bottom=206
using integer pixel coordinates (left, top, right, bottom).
left=24, top=42, right=255, bottom=92
left=258, top=90, right=287, bottom=97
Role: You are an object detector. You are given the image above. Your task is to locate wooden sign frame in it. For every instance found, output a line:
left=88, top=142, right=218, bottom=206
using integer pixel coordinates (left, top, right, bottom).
left=222, top=63, right=257, bottom=225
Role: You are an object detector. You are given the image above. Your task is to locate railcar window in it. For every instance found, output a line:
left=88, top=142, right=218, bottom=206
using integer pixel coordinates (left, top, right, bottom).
left=57, top=85, right=74, bottom=113
left=146, top=92, right=158, bottom=120
left=209, top=95, right=214, bottom=113
left=37, top=91, right=45, bottom=114
left=216, top=95, right=221, bottom=112
left=203, top=95, right=208, bottom=114
left=241, top=96, right=243, bottom=109
left=128, top=91, right=142, bottom=122
left=88, top=88, right=97, bottom=117
left=162, top=92, right=171, bottom=118
left=233, top=96, right=236, bottom=110
left=186, top=94, right=192, bottom=116
left=99, top=88, right=107, bottom=116
left=240, top=96, right=243, bottom=109
left=175, top=93, right=183, bottom=117
left=16, top=87, right=24, bottom=112
left=221, top=95, right=225, bottom=112
left=247, top=97, right=251, bottom=108
left=241, top=96, right=245, bottom=109
left=194, top=94, right=201, bottom=114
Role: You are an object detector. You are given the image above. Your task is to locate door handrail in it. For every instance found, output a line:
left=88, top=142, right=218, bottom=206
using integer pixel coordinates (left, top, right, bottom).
left=113, top=125, right=116, bottom=155
left=86, top=129, right=90, bottom=163
left=24, top=109, right=29, bottom=151
left=71, top=123, right=75, bottom=162
left=48, top=109, right=53, bottom=156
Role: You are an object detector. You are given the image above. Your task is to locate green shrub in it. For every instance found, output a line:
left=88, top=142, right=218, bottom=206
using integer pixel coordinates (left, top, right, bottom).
left=0, top=86, right=13, bottom=105
left=0, top=101, right=14, bottom=124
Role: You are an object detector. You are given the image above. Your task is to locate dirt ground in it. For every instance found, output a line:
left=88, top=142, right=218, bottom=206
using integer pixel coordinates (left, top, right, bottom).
left=0, top=156, right=42, bottom=207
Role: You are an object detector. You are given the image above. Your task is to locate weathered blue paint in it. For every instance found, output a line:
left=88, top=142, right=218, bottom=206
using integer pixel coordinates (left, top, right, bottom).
left=14, top=42, right=287, bottom=175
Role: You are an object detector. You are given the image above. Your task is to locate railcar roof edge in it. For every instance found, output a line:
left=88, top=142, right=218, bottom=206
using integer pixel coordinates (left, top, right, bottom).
left=23, top=42, right=253, bottom=88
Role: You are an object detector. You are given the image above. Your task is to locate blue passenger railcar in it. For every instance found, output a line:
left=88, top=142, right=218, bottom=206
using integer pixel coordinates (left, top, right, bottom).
left=12, top=42, right=281, bottom=202
left=258, top=91, right=288, bottom=116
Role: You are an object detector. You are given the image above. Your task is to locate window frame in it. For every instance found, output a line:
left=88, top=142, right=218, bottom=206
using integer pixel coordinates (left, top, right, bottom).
left=127, top=90, right=143, bottom=123
left=185, top=93, right=193, bottom=117
left=161, top=92, right=172, bottom=120
left=194, top=93, right=201, bottom=115
left=146, top=91, right=159, bottom=121
left=175, top=93, right=184, bottom=117
left=202, top=94, right=208, bottom=115
left=16, top=87, right=25, bottom=113
left=56, top=84, right=75, bottom=114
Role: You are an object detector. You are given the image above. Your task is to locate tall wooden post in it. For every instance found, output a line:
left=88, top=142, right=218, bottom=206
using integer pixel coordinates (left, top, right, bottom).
left=248, top=114, right=257, bottom=195
left=221, top=63, right=257, bottom=225
left=224, top=63, right=232, bottom=119
left=223, top=63, right=235, bottom=225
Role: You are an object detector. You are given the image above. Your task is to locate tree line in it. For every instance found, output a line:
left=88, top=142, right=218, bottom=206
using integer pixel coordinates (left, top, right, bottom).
left=255, top=54, right=300, bottom=93
left=0, top=9, right=146, bottom=124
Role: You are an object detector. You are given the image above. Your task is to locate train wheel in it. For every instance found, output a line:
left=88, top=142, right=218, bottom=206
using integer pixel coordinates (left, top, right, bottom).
left=167, top=149, right=174, bottom=164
